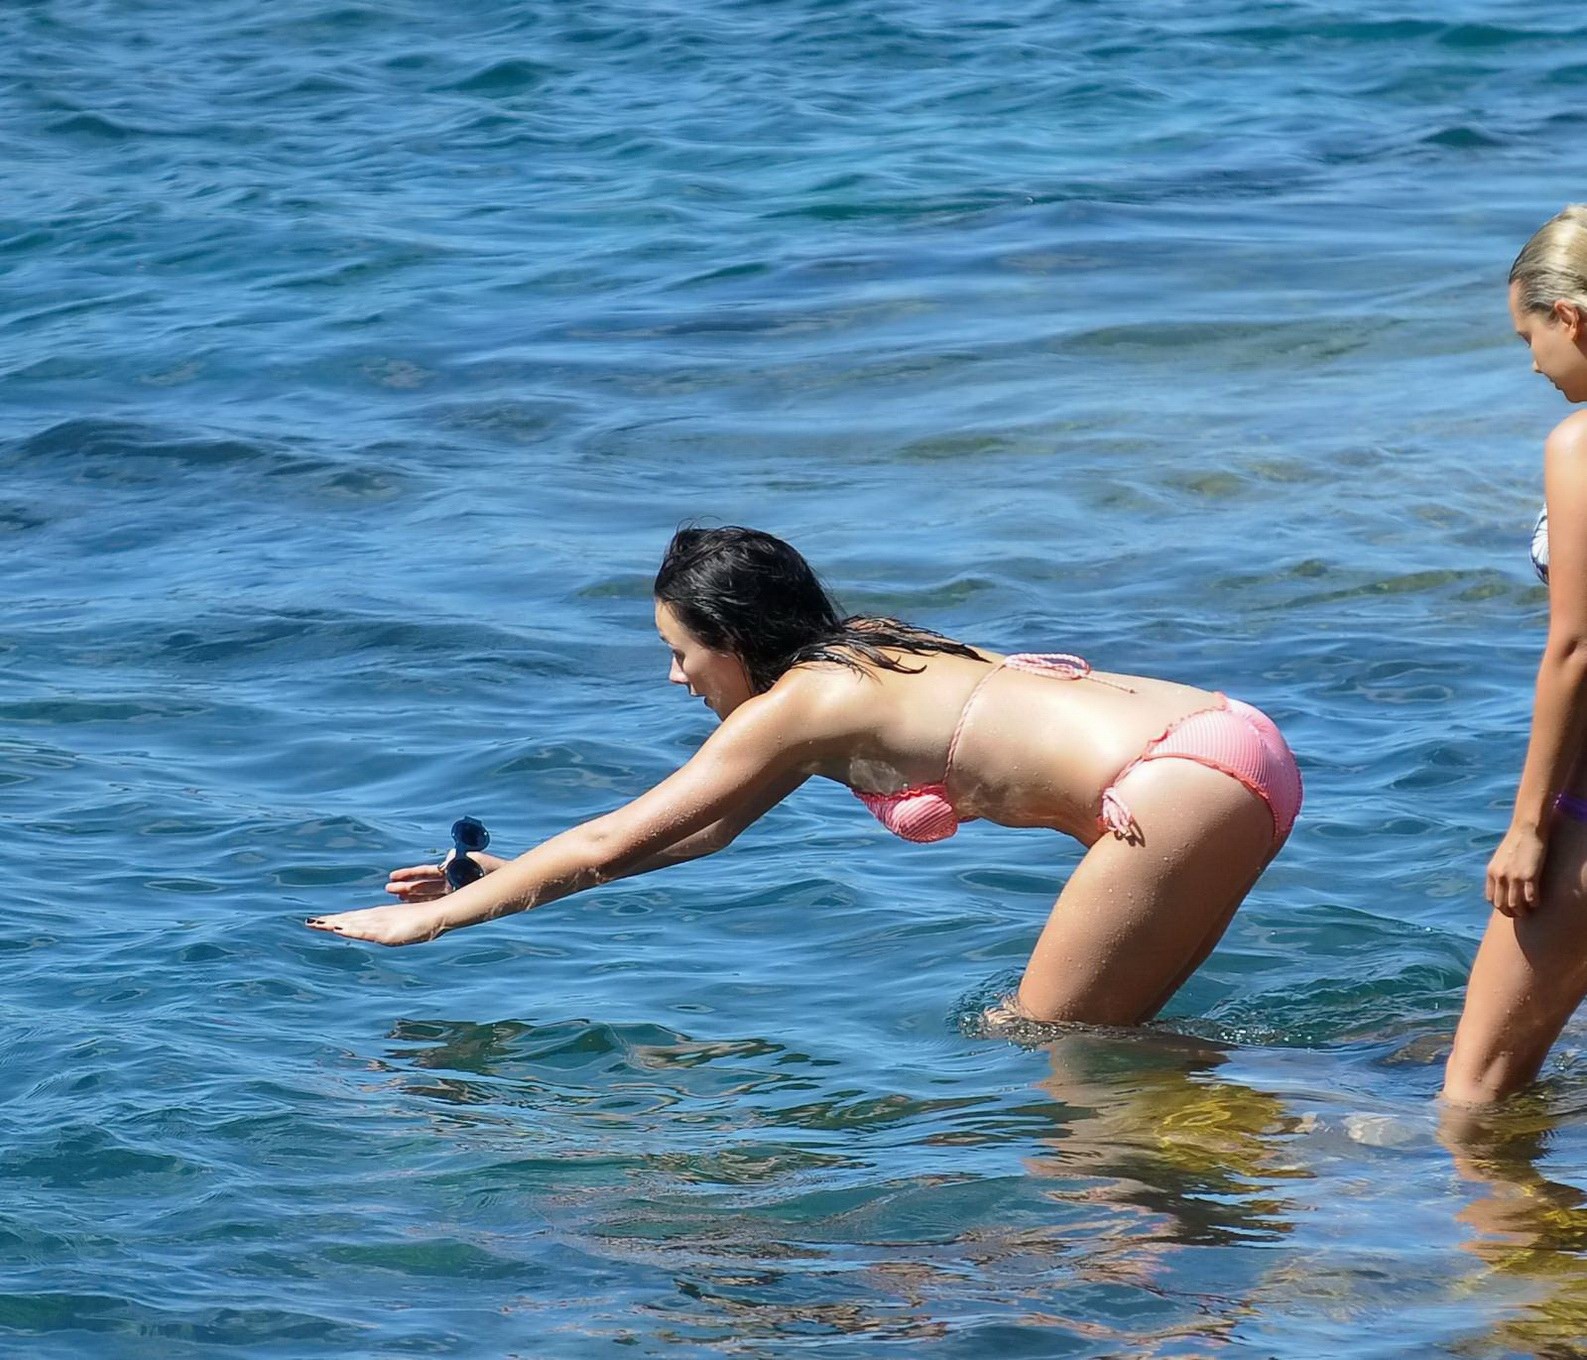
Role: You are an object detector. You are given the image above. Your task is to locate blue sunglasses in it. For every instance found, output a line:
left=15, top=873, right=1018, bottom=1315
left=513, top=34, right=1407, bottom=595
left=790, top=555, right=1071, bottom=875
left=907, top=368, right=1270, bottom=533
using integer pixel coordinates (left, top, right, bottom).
left=445, top=816, right=490, bottom=891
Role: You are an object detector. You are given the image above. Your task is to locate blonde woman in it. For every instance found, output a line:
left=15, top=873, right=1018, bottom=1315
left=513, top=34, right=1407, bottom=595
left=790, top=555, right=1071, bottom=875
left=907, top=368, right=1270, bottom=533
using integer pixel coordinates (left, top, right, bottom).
left=1446, top=207, right=1587, bottom=1104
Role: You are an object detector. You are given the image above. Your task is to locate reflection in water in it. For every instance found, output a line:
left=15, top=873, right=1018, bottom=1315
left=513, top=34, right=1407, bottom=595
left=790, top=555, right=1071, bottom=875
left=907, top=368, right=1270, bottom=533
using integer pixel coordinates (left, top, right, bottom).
left=365, top=1015, right=1317, bottom=1353
left=1440, top=1098, right=1587, bottom=1357
left=1026, top=1028, right=1311, bottom=1250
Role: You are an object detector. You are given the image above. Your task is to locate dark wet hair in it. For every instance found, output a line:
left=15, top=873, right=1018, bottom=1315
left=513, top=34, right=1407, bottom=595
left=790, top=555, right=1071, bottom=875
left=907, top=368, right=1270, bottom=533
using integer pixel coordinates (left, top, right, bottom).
left=654, top=525, right=984, bottom=694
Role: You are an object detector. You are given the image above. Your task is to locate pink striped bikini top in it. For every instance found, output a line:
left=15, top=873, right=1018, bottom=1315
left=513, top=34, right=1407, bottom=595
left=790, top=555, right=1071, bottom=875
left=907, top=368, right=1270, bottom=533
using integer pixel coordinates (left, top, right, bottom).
left=851, top=653, right=1097, bottom=843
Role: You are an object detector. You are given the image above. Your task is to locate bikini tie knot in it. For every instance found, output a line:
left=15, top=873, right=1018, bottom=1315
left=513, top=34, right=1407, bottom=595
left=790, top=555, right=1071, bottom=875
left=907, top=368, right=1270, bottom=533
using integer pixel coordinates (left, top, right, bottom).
left=1100, top=788, right=1141, bottom=843
left=1004, top=652, right=1091, bottom=680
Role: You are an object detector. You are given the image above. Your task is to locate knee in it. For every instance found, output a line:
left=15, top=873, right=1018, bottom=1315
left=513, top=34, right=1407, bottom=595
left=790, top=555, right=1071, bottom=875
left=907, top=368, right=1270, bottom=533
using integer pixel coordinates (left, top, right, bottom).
left=1441, top=1041, right=1540, bottom=1107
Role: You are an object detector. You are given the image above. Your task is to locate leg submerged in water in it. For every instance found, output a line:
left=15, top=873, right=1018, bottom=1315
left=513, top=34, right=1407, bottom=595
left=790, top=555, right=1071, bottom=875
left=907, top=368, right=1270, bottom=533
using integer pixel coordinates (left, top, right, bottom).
left=1014, top=758, right=1281, bottom=1027
left=1445, top=815, right=1587, bottom=1105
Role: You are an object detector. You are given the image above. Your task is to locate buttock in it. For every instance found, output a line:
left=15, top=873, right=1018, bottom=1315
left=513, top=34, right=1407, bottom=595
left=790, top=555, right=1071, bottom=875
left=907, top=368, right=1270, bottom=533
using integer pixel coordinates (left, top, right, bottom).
left=1102, top=697, right=1303, bottom=849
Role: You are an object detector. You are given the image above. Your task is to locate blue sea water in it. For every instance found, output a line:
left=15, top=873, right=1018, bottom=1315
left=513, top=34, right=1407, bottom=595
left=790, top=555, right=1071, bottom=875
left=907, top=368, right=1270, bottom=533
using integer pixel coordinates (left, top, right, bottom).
left=5, top=0, right=1587, bottom=1354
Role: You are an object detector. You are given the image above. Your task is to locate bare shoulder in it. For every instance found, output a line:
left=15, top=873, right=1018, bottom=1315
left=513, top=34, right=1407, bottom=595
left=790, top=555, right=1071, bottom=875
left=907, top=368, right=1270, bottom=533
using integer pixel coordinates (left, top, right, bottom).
left=1546, top=408, right=1587, bottom=460
left=764, top=659, right=881, bottom=743
left=1546, top=411, right=1587, bottom=514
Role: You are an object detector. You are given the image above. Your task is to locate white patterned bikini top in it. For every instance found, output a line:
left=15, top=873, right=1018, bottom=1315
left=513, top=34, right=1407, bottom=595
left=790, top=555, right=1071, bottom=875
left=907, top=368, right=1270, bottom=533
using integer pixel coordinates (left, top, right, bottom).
left=1533, top=506, right=1550, bottom=584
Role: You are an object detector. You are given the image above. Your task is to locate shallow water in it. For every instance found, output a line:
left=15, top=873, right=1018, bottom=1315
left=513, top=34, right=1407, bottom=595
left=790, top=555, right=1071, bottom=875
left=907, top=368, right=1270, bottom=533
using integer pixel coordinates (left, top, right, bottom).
left=5, top=1, right=1587, bottom=1355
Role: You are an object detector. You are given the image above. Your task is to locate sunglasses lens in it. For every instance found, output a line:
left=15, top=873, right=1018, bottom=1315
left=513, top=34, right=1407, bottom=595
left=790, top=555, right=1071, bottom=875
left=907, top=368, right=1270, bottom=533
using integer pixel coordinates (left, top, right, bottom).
left=445, top=853, right=483, bottom=891
left=450, top=817, right=490, bottom=852
left=444, top=816, right=490, bottom=891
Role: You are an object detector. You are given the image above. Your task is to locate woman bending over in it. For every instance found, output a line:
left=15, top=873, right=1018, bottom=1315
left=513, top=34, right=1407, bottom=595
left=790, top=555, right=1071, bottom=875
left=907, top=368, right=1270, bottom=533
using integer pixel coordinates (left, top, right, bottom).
left=309, top=527, right=1302, bottom=1027
left=1447, top=206, right=1587, bottom=1103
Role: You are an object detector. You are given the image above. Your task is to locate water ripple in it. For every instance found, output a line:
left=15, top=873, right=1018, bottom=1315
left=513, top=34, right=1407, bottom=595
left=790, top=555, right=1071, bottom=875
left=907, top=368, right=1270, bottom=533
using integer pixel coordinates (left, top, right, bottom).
left=3, top=0, right=1586, bottom=1355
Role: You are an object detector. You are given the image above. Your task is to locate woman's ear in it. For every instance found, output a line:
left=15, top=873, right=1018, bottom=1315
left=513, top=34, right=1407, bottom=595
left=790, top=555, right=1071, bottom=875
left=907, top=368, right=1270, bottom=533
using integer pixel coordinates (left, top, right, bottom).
left=1553, top=298, right=1585, bottom=340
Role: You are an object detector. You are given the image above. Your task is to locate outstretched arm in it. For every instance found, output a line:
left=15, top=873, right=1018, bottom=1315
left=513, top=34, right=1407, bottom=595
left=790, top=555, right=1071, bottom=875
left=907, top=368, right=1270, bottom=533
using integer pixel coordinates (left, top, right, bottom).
left=381, top=815, right=758, bottom=905
left=1489, top=412, right=1587, bottom=915
left=307, top=688, right=814, bottom=945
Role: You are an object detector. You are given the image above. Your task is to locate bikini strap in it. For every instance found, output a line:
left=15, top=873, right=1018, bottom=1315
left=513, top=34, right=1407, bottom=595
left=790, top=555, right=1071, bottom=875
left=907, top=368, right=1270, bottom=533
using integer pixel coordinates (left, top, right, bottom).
left=942, top=651, right=1129, bottom=790
left=1556, top=792, right=1587, bottom=821
left=1004, top=652, right=1088, bottom=678
left=942, top=649, right=1140, bottom=797
left=1004, top=653, right=1135, bottom=692
left=942, top=659, right=1006, bottom=782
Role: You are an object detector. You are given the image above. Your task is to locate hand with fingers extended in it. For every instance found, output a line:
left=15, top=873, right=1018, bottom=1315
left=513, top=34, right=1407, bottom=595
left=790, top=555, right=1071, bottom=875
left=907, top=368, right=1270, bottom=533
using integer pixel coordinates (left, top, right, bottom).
left=1486, top=823, right=1547, bottom=917
left=306, top=837, right=511, bottom=945
left=307, top=901, right=455, bottom=947
left=382, top=850, right=508, bottom=904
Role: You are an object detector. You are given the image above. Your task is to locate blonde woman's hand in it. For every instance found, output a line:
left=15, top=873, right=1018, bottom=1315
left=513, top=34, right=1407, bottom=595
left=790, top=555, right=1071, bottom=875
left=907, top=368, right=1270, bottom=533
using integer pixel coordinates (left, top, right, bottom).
left=1486, top=824, right=1547, bottom=917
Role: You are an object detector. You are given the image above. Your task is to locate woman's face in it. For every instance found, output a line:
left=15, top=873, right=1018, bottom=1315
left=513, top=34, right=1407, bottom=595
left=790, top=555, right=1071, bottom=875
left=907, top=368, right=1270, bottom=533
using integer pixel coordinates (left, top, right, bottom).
left=1510, top=281, right=1587, bottom=402
left=654, top=601, right=754, bottom=719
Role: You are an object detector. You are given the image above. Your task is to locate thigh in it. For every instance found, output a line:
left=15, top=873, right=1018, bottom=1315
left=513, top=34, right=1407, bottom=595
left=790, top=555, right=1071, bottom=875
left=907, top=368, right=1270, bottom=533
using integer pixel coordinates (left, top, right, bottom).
left=1446, top=816, right=1587, bottom=1104
left=1015, top=758, right=1277, bottom=1025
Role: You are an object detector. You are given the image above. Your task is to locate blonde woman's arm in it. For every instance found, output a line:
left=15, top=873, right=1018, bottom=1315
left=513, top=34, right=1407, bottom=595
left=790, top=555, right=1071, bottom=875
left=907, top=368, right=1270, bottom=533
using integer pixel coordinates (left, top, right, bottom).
left=1489, top=411, right=1587, bottom=915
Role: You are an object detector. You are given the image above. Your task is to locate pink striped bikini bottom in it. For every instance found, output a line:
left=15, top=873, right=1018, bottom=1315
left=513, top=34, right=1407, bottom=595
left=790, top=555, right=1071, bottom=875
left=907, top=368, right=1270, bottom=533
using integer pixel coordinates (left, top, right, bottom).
left=1100, top=696, right=1303, bottom=849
